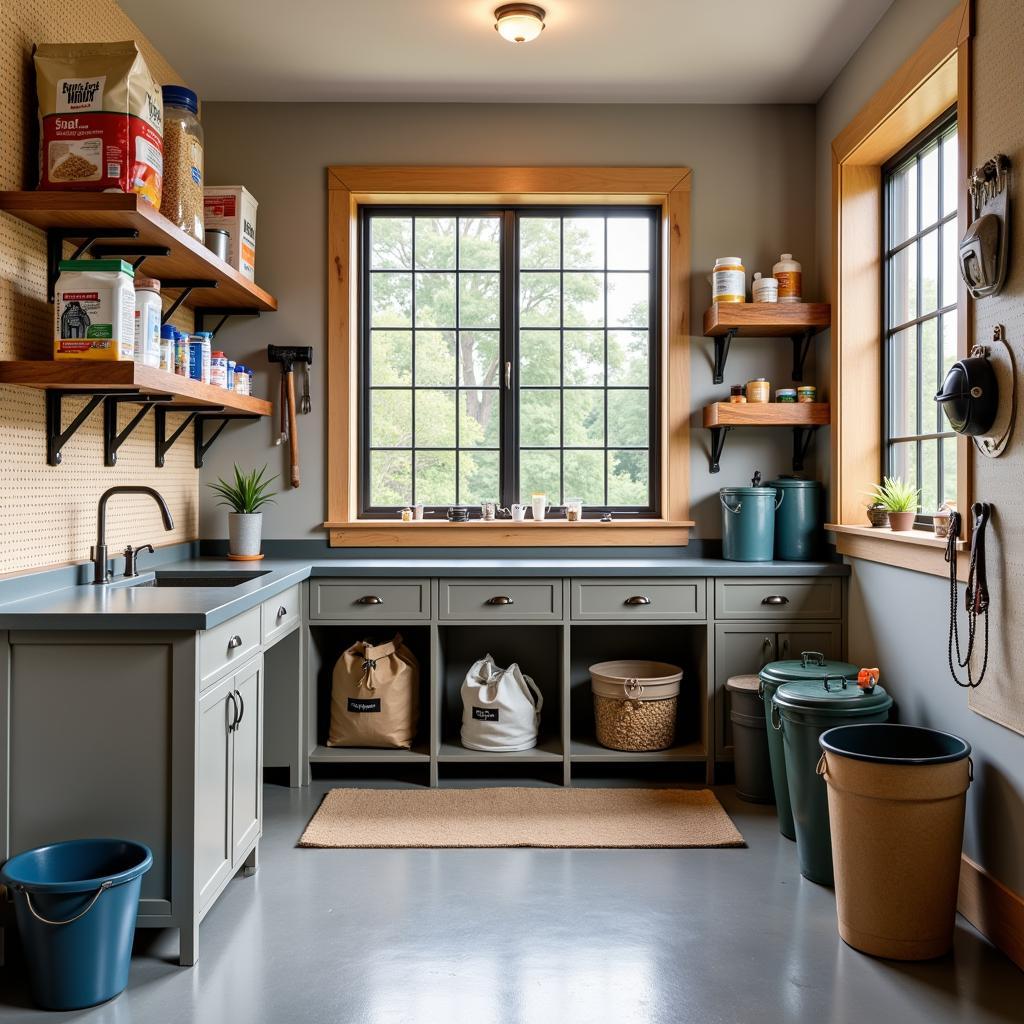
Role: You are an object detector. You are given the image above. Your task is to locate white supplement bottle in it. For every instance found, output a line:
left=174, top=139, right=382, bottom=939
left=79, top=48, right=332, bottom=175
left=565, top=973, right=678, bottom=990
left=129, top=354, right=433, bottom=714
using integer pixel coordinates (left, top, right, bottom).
left=54, top=259, right=136, bottom=360
left=773, top=253, right=803, bottom=303
left=133, top=277, right=162, bottom=367
left=712, top=257, right=746, bottom=303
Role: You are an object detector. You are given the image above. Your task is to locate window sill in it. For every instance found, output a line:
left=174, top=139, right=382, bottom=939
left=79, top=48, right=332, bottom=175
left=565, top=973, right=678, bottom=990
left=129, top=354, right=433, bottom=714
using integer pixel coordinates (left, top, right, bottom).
left=324, top=519, right=694, bottom=548
left=826, top=523, right=967, bottom=580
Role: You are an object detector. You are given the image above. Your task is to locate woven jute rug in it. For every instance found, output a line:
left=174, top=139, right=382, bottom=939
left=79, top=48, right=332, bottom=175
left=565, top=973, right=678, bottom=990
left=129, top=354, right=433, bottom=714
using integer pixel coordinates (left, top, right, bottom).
left=298, top=787, right=744, bottom=849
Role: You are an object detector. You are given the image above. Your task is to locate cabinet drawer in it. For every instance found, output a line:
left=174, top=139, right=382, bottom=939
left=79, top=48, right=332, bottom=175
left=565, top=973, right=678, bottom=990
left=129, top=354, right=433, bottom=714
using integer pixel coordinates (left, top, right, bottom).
left=309, top=580, right=430, bottom=621
left=200, top=606, right=261, bottom=688
left=261, top=584, right=300, bottom=645
left=715, top=578, right=843, bottom=620
left=439, top=579, right=561, bottom=621
left=571, top=579, right=705, bottom=620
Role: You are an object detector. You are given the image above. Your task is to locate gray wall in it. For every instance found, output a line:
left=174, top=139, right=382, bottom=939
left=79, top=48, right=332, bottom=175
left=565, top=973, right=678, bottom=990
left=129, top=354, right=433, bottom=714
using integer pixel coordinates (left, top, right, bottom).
left=200, top=102, right=818, bottom=540
left=817, top=0, right=1024, bottom=895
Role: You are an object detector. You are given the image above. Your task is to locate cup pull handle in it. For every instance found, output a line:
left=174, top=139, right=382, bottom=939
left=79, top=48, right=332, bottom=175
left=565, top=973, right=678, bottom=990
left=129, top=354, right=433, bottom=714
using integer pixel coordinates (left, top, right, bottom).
left=762, top=595, right=789, bottom=606
left=357, top=595, right=383, bottom=605
left=227, top=635, right=243, bottom=650
left=277, top=605, right=288, bottom=619
left=624, top=595, right=651, bottom=606
left=486, top=595, right=514, bottom=606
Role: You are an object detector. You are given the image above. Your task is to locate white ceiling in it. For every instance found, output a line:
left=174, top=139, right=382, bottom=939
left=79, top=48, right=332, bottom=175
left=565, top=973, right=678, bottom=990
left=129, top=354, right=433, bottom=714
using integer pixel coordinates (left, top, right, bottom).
left=121, top=0, right=895, bottom=104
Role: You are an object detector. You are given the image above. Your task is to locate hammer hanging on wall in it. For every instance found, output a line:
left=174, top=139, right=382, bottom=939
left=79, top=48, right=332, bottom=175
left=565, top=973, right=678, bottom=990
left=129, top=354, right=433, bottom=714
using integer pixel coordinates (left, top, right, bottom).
left=267, top=345, right=313, bottom=488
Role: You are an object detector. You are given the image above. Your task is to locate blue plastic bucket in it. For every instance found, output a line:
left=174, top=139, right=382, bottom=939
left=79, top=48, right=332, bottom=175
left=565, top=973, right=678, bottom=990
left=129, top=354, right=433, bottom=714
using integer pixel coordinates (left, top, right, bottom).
left=0, top=839, right=152, bottom=1010
left=720, top=486, right=782, bottom=561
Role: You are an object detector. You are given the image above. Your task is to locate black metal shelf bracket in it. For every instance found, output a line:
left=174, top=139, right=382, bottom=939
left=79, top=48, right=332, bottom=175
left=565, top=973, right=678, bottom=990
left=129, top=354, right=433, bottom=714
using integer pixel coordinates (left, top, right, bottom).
left=193, top=414, right=259, bottom=468
left=155, top=405, right=213, bottom=467
left=712, top=329, right=737, bottom=385
left=46, top=388, right=140, bottom=466
left=791, top=328, right=816, bottom=382
left=792, top=426, right=819, bottom=471
left=708, top=426, right=731, bottom=474
left=90, top=243, right=172, bottom=272
left=103, top=394, right=176, bottom=466
left=194, top=308, right=261, bottom=338
left=46, top=227, right=140, bottom=302
left=160, top=280, right=219, bottom=325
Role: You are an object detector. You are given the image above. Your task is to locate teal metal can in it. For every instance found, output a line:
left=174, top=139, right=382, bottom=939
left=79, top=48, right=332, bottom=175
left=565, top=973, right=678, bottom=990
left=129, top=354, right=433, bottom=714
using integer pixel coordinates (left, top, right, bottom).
left=773, top=678, right=892, bottom=885
left=720, top=486, right=781, bottom=561
left=768, top=477, right=822, bottom=561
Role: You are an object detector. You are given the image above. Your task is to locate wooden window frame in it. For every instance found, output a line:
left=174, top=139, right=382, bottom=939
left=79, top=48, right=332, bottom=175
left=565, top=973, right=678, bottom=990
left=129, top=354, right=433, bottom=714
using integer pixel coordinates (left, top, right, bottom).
left=325, top=166, right=694, bottom=547
left=827, top=0, right=972, bottom=579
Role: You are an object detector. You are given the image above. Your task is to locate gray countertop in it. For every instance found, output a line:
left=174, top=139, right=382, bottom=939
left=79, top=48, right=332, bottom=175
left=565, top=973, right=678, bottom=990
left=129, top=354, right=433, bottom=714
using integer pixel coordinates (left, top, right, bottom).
left=0, top=556, right=848, bottom=630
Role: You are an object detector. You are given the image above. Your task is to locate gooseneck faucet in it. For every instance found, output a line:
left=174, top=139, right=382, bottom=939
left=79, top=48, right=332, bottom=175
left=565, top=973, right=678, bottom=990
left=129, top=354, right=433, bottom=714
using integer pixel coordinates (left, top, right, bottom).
left=92, top=486, right=174, bottom=584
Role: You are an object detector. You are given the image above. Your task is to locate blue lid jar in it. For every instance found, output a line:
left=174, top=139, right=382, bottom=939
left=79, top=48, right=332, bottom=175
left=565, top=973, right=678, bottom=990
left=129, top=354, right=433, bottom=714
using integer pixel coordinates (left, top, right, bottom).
left=162, top=85, right=199, bottom=116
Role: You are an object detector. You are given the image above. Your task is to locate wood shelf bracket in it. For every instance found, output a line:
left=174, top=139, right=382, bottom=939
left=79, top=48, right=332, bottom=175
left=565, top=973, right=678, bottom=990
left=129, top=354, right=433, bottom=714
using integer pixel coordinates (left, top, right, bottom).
left=791, top=328, right=815, bottom=382
left=46, top=227, right=139, bottom=302
left=712, top=329, right=736, bottom=385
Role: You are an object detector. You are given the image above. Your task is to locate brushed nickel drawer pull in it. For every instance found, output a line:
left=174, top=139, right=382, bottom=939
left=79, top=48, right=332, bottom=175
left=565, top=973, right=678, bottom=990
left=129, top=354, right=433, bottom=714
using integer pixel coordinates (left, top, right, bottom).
left=762, top=595, right=790, bottom=606
left=277, top=605, right=288, bottom=619
left=486, top=595, right=514, bottom=606
left=624, top=595, right=651, bottom=606
left=227, top=634, right=243, bottom=649
left=357, top=595, right=383, bottom=605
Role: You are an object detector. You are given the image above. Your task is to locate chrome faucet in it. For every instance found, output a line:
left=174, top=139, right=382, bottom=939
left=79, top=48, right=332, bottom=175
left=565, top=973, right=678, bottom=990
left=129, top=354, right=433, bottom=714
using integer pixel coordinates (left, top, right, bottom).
left=92, top=486, right=174, bottom=585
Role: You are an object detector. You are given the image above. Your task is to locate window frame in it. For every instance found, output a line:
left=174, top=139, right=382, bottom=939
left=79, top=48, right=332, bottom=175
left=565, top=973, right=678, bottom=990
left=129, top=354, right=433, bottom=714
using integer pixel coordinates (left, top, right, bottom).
left=324, top=165, right=693, bottom=548
left=880, top=109, right=959, bottom=527
left=357, top=204, right=662, bottom=519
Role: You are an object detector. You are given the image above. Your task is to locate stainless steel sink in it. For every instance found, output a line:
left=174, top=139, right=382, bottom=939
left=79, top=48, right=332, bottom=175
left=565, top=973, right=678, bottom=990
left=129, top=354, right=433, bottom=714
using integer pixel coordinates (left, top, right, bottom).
left=130, top=571, right=271, bottom=588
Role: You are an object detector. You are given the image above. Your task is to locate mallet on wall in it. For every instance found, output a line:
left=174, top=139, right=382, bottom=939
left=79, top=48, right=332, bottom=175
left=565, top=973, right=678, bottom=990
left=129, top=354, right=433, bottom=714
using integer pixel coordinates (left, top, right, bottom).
left=267, top=345, right=313, bottom=488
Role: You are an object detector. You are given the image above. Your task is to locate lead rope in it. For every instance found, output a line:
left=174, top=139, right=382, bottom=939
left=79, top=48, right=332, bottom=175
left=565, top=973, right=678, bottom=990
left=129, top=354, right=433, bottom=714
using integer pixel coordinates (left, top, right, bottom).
left=945, top=507, right=990, bottom=688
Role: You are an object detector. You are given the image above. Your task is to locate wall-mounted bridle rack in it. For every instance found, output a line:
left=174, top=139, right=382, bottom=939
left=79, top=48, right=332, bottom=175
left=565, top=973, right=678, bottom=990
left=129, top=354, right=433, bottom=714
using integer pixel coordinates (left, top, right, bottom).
left=712, top=327, right=817, bottom=386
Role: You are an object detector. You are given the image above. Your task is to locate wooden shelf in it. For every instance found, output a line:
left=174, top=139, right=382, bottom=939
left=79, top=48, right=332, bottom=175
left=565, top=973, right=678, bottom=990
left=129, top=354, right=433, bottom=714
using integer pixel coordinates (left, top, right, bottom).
left=703, top=302, right=831, bottom=337
left=703, top=402, right=831, bottom=428
left=0, top=361, right=272, bottom=415
left=0, top=191, right=277, bottom=314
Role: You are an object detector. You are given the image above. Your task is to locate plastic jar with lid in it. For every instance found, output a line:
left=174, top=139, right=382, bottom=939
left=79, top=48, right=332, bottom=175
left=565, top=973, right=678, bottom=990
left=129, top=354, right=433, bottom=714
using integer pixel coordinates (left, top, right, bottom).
left=133, top=278, right=162, bottom=367
left=210, top=350, right=228, bottom=388
left=233, top=364, right=250, bottom=395
left=712, top=257, right=746, bottom=303
left=772, top=253, right=803, bottom=303
left=160, top=85, right=205, bottom=242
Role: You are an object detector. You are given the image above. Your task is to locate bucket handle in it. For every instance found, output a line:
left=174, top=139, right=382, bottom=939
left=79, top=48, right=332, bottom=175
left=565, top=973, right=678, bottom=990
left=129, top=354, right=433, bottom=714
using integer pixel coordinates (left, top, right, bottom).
left=623, top=678, right=644, bottom=701
left=720, top=494, right=742, bottom=515
left=21, top=879, right=113, bottom=926
left=770, top=702, right=783, bottom=731
left=801, top=651, right=825, bottom=668
left=822, top=674, right=849, bottom=692
left=816, top=752, right=828, bottom=776
left=775, top=490, right=785, bottom=510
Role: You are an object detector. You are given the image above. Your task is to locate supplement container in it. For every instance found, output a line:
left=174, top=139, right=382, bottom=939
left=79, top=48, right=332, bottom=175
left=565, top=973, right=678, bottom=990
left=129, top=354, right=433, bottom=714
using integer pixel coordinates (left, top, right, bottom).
left=746, top=378, right=770, bottom=403
left=188, top=331, right=212, bottom=383
left=205, top=227, right=229, bottom=262
left=204, top=186, right=258, bottom=281
left=773, top=253, right=803, bottom=303
left=227, top=359, right=236, bottom=390
left=160, top=86, right=204, bottom=242
left=752, top=273, right=779, bottom=303
left=174, top=328, right=189, bottom=376
left=245, top=366, right=255, bottom=395
left=712, top=257, right=745, bottom=303
left=797, top=385, right=817, bottom=403
left=159, top=324, right=177, bottom=373
left=729, top=385, right=747, bottom=403
left=210, top=350, right=228, bottom=388
left=133, top=277, right=161, bottom=367
left=590, top=661, right=682, bottom=752
left=776, top=388, right=798, bottom=403
left=233, top=364, right=250, bottom=395
left=54, top=259, right=135, bottom=361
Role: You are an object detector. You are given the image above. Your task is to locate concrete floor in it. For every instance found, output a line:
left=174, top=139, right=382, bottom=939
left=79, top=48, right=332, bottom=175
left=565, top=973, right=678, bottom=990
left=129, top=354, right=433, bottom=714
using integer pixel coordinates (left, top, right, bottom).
left=0, top=778, right=1021, bottom=1023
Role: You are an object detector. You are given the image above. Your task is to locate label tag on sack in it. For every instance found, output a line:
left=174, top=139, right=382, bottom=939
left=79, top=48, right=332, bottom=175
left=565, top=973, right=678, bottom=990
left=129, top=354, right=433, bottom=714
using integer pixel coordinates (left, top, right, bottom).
left=472, top=706, right=499, bottom=722
left=348, top=697, right=381, bottom=713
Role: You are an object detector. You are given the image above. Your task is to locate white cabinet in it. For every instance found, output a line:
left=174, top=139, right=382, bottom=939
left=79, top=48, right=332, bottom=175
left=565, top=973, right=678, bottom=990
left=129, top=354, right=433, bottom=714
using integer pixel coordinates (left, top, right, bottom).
left=231, top=658, right=263, bottom=864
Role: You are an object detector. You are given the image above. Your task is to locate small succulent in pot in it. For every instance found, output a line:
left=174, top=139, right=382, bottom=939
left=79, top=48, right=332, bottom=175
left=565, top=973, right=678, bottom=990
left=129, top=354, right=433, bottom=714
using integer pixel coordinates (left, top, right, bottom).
left=867, top=476, right=920, bottom=533
left=207, top=464, right=277, bottom=557
left=866, top=502, right=889, bottom=528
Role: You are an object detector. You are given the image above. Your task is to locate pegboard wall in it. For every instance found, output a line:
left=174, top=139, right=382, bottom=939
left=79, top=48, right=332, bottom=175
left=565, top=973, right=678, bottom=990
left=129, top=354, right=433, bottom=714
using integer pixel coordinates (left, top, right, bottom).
left=0, top=1, right=198, bottom=575
left=967, top=0, right=1024, bottom=734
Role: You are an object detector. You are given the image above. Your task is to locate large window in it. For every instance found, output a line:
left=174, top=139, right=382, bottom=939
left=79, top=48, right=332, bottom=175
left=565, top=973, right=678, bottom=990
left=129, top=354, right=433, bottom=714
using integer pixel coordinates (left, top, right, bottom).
left=882, top=111, right=958, bottom=518
left=360, top=207, right=659, bottom=517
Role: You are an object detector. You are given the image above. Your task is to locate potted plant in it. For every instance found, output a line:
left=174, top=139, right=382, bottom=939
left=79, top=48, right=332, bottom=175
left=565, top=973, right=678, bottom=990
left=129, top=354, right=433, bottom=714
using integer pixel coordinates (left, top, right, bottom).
left=207, top=464, right=277, bottom=558
left=867, top=476, right=920, bottom=532
left=865, top=501, right=889, bottom=528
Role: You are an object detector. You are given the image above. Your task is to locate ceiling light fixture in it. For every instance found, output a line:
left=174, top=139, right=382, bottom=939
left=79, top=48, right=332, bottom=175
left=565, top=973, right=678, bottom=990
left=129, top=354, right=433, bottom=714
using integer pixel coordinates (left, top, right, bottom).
left=494, top=3, right=546, bottom=44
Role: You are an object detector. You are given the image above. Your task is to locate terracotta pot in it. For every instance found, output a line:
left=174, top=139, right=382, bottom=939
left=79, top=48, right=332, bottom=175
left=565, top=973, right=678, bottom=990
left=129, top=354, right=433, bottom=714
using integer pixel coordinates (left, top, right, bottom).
left=886, top=510, right=917, bottom=532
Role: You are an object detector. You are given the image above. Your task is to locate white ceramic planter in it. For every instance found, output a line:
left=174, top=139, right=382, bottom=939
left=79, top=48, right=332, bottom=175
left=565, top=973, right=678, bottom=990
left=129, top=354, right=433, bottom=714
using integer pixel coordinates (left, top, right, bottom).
left=228, top=512, right=263, bottom=557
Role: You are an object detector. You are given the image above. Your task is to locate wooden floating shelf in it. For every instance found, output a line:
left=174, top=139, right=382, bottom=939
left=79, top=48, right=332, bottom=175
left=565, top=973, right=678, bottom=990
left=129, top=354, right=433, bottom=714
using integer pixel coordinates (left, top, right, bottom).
left=0, top=191, right=277, bottom=314
left=703, top=302, right=831, bottom=337
left=703, top=402, right=831, bottom=428
left=0, top=361, right=272, bottom=416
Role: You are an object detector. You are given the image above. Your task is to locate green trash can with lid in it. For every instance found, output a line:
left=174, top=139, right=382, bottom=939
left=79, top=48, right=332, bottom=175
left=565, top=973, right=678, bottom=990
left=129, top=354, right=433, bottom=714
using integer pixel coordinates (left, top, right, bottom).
left=772, top=672, right=893, bottom=885
left=759, top=651, right=861, bottom=841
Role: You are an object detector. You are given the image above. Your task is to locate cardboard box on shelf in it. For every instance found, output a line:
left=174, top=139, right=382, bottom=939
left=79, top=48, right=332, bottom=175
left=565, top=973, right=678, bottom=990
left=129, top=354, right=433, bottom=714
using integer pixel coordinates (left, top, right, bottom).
left=203, top=185, right=258, bottom=281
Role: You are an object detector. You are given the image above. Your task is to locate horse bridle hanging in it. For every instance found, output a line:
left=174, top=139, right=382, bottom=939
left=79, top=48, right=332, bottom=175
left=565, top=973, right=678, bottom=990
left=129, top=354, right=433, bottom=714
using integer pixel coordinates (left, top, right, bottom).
left=945, top=503, right=992, bottom=689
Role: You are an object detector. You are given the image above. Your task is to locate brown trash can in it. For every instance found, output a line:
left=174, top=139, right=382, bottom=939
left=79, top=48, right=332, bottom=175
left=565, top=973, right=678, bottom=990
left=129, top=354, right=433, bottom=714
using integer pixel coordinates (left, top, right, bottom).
left=726, top=674, right=774, bottom=803
left=818, top=723, right=972, bottom=961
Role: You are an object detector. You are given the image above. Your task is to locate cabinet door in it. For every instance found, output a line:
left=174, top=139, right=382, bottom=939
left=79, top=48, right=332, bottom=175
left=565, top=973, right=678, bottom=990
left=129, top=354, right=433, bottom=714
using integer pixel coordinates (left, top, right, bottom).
left=714, top=625, right=777, bottom=760
left=777, top=623, right=843, bottom=663
left=231, top=657, right=263, bottom=866
left=197, top=675, right=234, bottom=909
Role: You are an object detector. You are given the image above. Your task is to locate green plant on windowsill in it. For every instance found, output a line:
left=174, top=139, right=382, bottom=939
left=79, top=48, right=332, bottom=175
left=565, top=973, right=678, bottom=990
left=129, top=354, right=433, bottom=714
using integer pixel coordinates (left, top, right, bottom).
left=207, top=464, right=277, bottom=557
left=866, top=476, right=920, bottom=532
